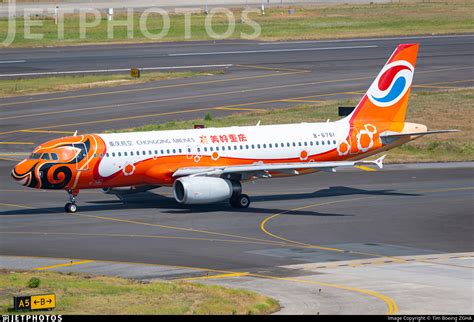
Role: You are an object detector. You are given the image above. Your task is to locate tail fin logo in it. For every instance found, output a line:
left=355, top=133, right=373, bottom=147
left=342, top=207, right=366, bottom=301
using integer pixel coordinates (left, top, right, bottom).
left=367, top=60, right=414, bottom=107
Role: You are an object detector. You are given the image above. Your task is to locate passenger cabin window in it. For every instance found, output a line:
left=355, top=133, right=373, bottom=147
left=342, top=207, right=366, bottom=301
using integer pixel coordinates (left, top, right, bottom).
left=51, top=153, right=59, bottom=160
left=41, top=153, right=50, bottom=160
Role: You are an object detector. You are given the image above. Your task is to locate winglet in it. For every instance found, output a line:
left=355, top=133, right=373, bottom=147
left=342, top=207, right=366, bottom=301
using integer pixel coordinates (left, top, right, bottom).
left=374, top=155, right=386, bottom=169
left=355, top=155, right=386, bottom=170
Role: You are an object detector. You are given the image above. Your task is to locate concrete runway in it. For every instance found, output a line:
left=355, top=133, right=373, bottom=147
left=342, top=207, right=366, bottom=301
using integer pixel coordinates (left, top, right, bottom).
left=0, top=35, right=473, bottom=314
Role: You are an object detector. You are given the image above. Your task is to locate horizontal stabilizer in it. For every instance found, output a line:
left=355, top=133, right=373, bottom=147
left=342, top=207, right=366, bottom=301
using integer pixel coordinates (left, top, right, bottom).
left=380, top=130, right=460, bottom=144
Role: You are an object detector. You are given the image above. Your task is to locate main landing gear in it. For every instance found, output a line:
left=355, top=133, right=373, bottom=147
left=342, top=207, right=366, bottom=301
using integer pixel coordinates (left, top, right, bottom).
left=65, top=189, right=79, bottom=213
left=230, top=193, right=250, bottom=208
left=228, top=179, right=250, bottom=209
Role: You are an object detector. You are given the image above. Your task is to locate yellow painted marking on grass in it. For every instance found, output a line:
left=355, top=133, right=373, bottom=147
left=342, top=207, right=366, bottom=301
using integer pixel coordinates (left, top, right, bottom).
left=0, top=141, right=34, bottom=145
left=32, top=260, right=93, bottom=271
left=177, top=272, right=250, bottom=281
left=354, top=165, right=377, bottom=172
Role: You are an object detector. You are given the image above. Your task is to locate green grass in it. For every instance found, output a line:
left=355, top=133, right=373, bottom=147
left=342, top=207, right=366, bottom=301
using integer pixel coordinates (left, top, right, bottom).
left=0, top=1, right=472, bottom=47
left=112, top=88, right=474, bottom=163
left=0, top=71, right=218, bottom=97
left=0, top=270, right=279, bottom=315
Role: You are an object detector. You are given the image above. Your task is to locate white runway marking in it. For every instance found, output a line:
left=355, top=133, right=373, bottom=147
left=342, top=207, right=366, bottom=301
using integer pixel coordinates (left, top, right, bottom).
left=167, top=45, right=378, bottom=56
left=0, top=60, right=26, bottom=64
left=0, top=64, right=233, bottom=78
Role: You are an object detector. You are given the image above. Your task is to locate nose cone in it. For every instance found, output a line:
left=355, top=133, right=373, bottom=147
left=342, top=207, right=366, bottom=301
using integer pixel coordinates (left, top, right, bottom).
left=11, top=159, right=34, bottom=187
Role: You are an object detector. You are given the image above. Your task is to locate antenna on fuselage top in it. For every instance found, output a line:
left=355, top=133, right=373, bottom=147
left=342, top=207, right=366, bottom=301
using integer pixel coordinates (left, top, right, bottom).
left=73, top=130, right=77, bottom=136
left=256, top=120, right=261, bottom=126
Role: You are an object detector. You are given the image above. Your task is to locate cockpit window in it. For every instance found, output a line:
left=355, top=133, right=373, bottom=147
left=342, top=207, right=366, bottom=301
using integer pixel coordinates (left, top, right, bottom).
left=30, top=153, right=41, bottom=159
left=51, top=153, right=59, bottom=161
left=41, top=153, right=50, bottom=160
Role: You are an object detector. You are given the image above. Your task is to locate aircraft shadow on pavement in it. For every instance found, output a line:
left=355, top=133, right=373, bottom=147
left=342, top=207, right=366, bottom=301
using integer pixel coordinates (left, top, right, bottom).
left=0, top=186, right=419, bottom=216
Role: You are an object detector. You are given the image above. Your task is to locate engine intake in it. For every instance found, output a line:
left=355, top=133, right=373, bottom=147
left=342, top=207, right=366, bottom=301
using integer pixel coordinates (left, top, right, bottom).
left=173, top=177, right=241, bottom=204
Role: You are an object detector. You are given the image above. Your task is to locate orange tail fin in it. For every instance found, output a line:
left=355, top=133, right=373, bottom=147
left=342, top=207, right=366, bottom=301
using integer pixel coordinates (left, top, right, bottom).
left=348, top=43, right=419, bottom=127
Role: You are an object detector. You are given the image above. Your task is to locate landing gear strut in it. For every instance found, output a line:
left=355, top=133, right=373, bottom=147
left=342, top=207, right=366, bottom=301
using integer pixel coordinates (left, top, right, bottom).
left=65, top=189, right=78, bottom=213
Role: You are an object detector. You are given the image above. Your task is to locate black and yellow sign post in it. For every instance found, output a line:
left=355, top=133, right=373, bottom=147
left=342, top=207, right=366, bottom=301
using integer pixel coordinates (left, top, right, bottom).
left=130, top=68, right=141, bottom=78
left=14, top=294, right=55, bottom=311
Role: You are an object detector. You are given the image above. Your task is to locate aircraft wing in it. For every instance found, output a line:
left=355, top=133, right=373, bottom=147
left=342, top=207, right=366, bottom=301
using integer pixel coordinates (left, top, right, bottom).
left=173, top=155, right=386, bottom=178
left=380, top=130, right=460, bottom=144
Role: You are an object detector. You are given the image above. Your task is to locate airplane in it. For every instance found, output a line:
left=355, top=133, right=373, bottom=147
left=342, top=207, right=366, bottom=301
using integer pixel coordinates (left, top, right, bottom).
left=11, top=43, right=458, bottom=213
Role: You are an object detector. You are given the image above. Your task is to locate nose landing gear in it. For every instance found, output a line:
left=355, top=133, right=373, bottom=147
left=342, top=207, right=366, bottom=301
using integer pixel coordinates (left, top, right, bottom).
left=65, top=189, right=79, bottom=213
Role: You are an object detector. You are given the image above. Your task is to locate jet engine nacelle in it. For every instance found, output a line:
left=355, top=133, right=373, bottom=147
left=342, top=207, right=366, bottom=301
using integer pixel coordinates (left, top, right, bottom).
left=173, top=177, right=241, bottom=204
left=101, top=185, right=159, bottom=195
